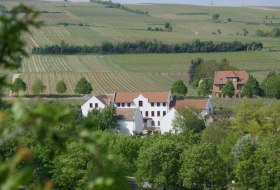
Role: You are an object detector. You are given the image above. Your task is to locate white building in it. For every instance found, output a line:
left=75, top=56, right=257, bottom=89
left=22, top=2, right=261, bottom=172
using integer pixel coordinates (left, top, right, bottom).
left=81, top=91, right=213, bottom=135
left=117, top=108, right=143, bottom=135
left=160, top=99, right=213, bottom=134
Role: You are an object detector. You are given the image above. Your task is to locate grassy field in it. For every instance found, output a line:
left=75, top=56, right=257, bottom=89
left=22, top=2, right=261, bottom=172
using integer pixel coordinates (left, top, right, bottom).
left=1, top=1, right=280, bottom=96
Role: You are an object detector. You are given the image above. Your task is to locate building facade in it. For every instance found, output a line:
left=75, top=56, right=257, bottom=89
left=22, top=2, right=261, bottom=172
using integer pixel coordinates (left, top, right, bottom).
left=81, top=91, right=213, bottom=135
left=213, top=71, right=249, bottom=98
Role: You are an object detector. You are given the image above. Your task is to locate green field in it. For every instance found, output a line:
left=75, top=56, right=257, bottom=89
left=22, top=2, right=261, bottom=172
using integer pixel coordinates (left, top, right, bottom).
left=1, top=1, right=280, bottom=96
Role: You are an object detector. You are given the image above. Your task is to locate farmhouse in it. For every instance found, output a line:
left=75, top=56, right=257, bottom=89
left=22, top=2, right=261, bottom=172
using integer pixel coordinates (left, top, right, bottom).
left=81, top=91, right=213, bottom=135
left=213, top=71, right=249, bottom=98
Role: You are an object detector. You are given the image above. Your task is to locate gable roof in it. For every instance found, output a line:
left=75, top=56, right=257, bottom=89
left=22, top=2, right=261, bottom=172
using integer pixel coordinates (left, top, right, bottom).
left=96, top=94, right=114, bottom=105
left=117, top=108, right=138, bottom=121
left=170, top=99, right=209, bottom=110
left=114, top=92, right=169, bottom=103
left=214, top=71, right=249, bottom=84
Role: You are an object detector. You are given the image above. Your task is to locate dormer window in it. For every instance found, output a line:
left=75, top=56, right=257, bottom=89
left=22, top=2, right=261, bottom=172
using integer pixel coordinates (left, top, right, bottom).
left=139, top=101, right=143, bottom=107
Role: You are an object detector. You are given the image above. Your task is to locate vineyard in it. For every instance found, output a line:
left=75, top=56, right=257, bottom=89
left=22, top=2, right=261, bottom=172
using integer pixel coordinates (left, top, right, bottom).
left=20, top=72, right=195, bottom=95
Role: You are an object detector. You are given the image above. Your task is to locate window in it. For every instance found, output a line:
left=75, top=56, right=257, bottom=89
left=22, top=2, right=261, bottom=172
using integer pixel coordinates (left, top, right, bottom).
left=163, top=103, right=166, bottom=106
left=151, top=111, right=154, bottom=117
left=145, top=111, right=148, bottom=117
left=117, top=103, right=120, bottom=107
left=157, top=103, right=160, bottom=107
left=95, top=103, right=98, bottom=108
left=151, top=103, right=154, bottom=107
left=122, top=103, right=125, bottom=107
left=128, top=103, right=131, bottom=107
left=163, top=111, right=166, bottom=116
left=139, top=101, right=143, bottom=107
left=89, top=103, right=93, bottom=108
left=151, top=121, right=155, bottom=126
left=158, top=121, right=160, bottom=126
left=157, top=111, right=160, bottom=117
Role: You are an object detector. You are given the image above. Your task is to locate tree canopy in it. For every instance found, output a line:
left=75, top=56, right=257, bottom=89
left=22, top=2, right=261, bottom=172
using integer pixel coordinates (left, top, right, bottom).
left=75, top=77, right=93, bottom=95
left=171, top=80, right=188, bottom=98
left=31, top=79, right=46, bottom=94
left=11, top=78, right=27, bottom=94
left=56, top=80, right=67, bottom=94
left=222, top=80, right=235, bottom=98
left=242, top=75, right=262, bottom=98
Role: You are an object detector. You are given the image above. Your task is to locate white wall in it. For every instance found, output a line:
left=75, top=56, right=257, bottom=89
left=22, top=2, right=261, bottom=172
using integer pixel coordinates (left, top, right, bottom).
left=81, top=96, right=106, bottom=117
left=118, top=121, right=135, bottom=136
left=160, top=108, right=177, bottom=134
left=118, top=109, right=143, bottom=136
left=201, top=99, right=214, bottom=117
left=114, top=94, right=170, bottom=127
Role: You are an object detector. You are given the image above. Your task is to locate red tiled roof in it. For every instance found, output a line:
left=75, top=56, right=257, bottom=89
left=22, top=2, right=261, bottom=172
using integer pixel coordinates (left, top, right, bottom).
left=170, top=99, right=209, bottom=110
left=117, top=108, right=138, bottom=121
left=96, top=94, right=113, bottom=105
left=214, top=71, right=249, bottom=84
left=114, top=92, right=169, bottom=103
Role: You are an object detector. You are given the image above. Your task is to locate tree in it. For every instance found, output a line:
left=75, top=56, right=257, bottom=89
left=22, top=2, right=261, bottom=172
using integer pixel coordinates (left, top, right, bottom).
left=136, top=138, right=182, bottom=189
left=242, top=75, right=261, bottom=98
left=88, top=106, right=119, bottom=131
left=171, top=80, right=188, bottom=97
left=188, top=58, right=203, bottom=84
left=11, top=78, right=27, bottom=95
left=164, top=22, right=173, bottom=32
left=173, top=107, right=205, bottom=133
left=261, top=71, right=280, bottom=98
left=217, top=29, right=222, bottom=35
left=56, top=80, right=67, bottom=94
left=180, top=143, right=227, bottom=189
left=75, top=77, right=93, bottom=95
left=32, top=79, right=46, bottom=94
left=222, top=80, right=235, bottom=98
left=243, top=28, right=249, bottom=36
left=212, top=13, right=220, bottom=21
left=197, top=79, right=212, bottom=96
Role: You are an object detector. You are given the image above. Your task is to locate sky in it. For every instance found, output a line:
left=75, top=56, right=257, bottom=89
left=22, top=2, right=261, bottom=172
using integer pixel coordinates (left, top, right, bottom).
left=115, top=0, right=280, bottom=7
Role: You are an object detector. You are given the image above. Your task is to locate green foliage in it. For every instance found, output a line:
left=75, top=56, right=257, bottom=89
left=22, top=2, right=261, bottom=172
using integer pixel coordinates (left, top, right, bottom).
left=109, top=136, right=142, bottom=175
left=212, top=13, right=220, bottom=21
left=11, top=78, right=26, bottom=94
left=75, top=77, right=93, bottom=95
left=261, top=71, right=280, bottom=98
left=242, top=75, right=262, bottom=98
left=188, top=57, right=203, bottom=84
left=171, top=80, right=188, bottom=97
left=232, top=100, right=280, bottom=136
left=52, top=142, right=91, bottom=189
left=32, top=79, right=46, bottom=94
left=180, top=143, right=227, bottom=189
left=255, top=28, right=280, bottom=38
left=222, top=80, right=235, bottom=98
left=55, top=80, right=67, bottom=94
left=88, top=106, right=119, bottom=131
left=136, top=137, right=182, bottom=189
left=164, top=22, right=173, bottom=32
left=173, top=107, right=205, bottom=133
left=197, top=79, right=212, bottom=96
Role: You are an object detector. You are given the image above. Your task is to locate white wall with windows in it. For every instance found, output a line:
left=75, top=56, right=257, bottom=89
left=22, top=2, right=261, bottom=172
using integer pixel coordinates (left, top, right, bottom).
left=81, top=96, right=106, bottom=117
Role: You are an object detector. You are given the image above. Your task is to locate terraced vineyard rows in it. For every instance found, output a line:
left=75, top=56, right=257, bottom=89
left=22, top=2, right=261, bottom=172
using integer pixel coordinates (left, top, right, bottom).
left=22, top=55, right=113, bottom=73
left=21, top=72, right=193, bottom=96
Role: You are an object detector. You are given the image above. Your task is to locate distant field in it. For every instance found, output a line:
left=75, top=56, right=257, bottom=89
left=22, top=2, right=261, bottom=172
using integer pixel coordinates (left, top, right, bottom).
left=2, top=1, right=280, bottom=96
left=20, top=72, right=193, bottom=95
left=1, top=1, right=279, bottom=50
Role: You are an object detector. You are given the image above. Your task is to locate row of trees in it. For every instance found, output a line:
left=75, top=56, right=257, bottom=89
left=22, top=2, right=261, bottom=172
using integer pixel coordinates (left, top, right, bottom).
left=11, top=77, right=93, bottom=95
left=32, top=40, right=263, bottom=55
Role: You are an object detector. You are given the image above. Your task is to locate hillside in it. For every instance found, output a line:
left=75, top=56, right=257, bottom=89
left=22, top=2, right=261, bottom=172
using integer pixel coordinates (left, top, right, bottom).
left=1, top=0, right=280, bottom=95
